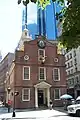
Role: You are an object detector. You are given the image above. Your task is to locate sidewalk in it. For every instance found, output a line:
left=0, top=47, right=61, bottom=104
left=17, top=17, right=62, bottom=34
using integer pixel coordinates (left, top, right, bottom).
left=0, top=109, right=67, bottom=119
left=53, top=107, right=67, bottom=113
left=0, top=106, right=67, bottom=114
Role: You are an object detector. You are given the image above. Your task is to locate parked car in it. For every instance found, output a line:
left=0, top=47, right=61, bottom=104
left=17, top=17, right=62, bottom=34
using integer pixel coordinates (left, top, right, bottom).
left=67, top=100, right=80, bottom=117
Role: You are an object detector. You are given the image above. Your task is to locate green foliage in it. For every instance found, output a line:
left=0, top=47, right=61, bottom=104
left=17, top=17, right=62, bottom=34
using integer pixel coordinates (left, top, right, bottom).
left=58, top=0, right=80, bottom=49
left=17, top=0, right=50, bottom=8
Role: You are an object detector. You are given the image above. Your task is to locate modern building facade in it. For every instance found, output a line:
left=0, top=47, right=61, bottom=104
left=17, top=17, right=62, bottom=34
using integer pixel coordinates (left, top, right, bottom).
left=37, top=1, right=62, bottom=40
left=5, top=29, right=66, bottom=109
left=63, top=47, right=80, bottom=98
left=0, top=53, right=14, bottom=102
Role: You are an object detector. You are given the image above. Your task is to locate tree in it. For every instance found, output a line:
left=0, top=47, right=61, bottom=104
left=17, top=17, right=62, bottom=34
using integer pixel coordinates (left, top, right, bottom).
left=58, top=0, right=80, bottom=49
left=18, top=0, right=80, bottom=49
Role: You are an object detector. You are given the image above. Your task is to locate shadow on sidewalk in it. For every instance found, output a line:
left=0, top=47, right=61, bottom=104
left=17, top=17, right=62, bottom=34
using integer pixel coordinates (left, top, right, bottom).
left=53, top=107, right=67, bottom=113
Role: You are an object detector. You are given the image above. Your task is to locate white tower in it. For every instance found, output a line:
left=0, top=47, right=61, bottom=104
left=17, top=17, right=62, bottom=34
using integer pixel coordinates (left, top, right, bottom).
left=16, top=27, right=32, bottom=51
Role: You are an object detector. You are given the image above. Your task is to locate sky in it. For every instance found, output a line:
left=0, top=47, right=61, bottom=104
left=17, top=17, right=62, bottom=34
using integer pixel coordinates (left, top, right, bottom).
left=0, top=0, right=37, bottom=59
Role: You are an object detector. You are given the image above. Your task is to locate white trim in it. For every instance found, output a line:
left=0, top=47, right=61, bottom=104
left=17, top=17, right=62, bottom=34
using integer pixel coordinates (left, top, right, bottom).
left=22, top=88, right=30, bottom=101
left=39, top=67, right=46, bottom=80
left=54, top=58, right=58, bottom=62
left=53, top=68, right=60, bottom=81
left=54, top=88, right=60, bottom=100
left=34, top=81, right=51, bottom=88
left=23, top=66, right=30, bottom=80
left=24, top=55, right=29, bottom=61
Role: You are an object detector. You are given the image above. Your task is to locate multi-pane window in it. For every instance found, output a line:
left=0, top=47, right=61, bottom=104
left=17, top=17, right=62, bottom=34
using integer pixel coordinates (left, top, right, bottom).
left=74, top=50, right=76, bottom=56
left=71, top=69, right=73, bottom=74
left=70, top=61, right=73, bottom=66
left=70, top=53, right=72, bottom=59
left=75, top=67, right=77, bottom=72
left=68, top=70, right=70, bottom=75
left=54, top=89, right=60, bottom=100
left=68, top=62, right=70, bottom=68
left=75, top=76, right=79, bottom=83
left=39, top=67, right=46, bottom=80
left=74, top=58, right=77, bottom=64
left=67, top=55, right=69, bottom=60
left=38, top=49, right=45, bottom=57
left=53, top=68, right=60, bottom=81
left=22, top=88, right=30, bottom=101
left=23, top=66, right=30, bottom=80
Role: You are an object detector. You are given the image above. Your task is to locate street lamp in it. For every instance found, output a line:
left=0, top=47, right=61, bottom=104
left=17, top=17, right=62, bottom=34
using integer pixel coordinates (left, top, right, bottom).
left=12, top=91, right=19, bottom=117
left=7, top=87, right=11, bottom=113
left=6, top=72, right=11, bottom=113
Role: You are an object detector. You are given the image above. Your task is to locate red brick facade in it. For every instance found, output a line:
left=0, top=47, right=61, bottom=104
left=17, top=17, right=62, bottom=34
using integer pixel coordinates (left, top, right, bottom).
left=8, top=37, right=66, bottom=109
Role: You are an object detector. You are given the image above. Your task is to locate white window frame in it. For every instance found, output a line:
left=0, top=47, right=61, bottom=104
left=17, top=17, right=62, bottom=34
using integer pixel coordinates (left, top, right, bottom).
left=39, top=67, right=46, bottom=80
left=38, top=49, right=45, bottom=59
left=22, top=88, right=30, bottom=101
left=53, top=68, right=60, bottom=81
left=54, top=88, right=60, bottom=100
left=23, top=66, right=30, bottom=80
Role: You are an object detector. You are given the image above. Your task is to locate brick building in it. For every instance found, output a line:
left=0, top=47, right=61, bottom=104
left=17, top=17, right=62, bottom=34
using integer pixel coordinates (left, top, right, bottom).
left=6, top=34, right=66, bottom=109
left=0, top=53, right=14, bottom=102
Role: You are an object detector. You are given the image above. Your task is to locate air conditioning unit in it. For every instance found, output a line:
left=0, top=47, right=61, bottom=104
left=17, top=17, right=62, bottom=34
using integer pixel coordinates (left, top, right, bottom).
left=24, top=55, right=29, bottom=61
left=54, top=58, right=58, bottom=62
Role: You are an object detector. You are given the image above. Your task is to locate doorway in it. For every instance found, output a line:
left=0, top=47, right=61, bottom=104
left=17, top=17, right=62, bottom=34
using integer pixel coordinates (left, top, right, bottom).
left=77, top=90, right=80, bottom=97
left=38, top=90, right=44, bottom=106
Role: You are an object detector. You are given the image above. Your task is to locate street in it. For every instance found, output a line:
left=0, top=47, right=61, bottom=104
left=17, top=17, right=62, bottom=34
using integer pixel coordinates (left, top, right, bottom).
left=0, top=108, right=79, bottom=120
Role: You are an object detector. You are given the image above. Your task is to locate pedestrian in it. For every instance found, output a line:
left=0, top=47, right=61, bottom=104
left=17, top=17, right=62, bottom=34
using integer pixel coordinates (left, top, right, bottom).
left=49, top=99, right=53, bottom=110
left=8, top=100, right=12, bottom=113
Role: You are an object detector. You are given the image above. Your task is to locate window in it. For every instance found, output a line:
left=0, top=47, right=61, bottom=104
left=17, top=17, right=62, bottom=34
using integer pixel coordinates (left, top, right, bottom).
left=39, top=67, right=46, bottom=80
left=74, top=58, right=77, bottom=64
left=71, top=69, right=73, bottom=74
left=22, top=88, right=30, bottom=101
left=74, top=50, right=76, bottom=56
left=70, top=53, right=72, bottom=58
left=76, top=76, right=79, bottom=83
left=54, top=89, right=60, bottom=100
left=72, top=78, right=74, bottom=85
left=75, top=67, right=77, bottom=72
left=67, top=55, right=69, bottom=60
left=70, top=61, right=73, bottom=66
left=23, top=66, right=30, bottom=80
left=38, top=49, right=45, bottom=57
left=53, top=68, right=60, bottom=81
left=68, top=62, right=70, bottom=68
left=25, top=32, right=27, bottom=36
left=68, top=70, right=70, bottom=75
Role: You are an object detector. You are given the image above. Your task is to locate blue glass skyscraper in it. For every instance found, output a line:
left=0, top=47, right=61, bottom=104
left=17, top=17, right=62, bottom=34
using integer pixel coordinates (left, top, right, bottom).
left=37, top=0, right=63, bottom=40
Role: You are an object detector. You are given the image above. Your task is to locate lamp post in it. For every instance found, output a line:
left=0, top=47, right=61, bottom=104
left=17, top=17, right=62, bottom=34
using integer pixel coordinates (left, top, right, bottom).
left=7, top=87, right=11, bottom=113
left=6, top=72, right=11, bottom=113
left=12, top=91, right=19, bottom=117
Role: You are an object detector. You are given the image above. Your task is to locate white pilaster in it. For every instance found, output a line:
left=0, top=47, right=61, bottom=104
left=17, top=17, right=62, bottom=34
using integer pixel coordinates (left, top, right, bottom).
left=35, top=87, right=38, bottom=108
left=47, top=88, right=50, bottom=107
